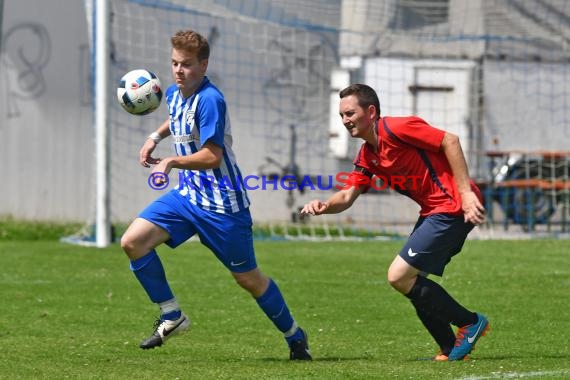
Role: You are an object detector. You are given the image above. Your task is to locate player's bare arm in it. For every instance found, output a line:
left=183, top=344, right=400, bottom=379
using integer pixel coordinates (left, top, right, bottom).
left=440, top=132, right=485, bottom=225
left=300, top=186, right=363, bottom=216
left=140, top=118, right=172, bottom=167
left=151, top=141, right=223, bottom=178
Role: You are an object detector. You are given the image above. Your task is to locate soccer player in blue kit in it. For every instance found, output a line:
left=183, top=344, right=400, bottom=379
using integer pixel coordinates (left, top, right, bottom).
left=120, top=29, right=311, bottom=360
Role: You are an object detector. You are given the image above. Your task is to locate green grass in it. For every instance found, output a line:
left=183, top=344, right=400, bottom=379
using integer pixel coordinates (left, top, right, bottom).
left=0, top=236, right=569, bottom=379
left=0, top=216, right=85, bottom=241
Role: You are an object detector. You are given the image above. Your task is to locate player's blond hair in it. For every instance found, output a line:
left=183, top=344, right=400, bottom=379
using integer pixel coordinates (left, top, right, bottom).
left=171, top=30, right=210, bottom=61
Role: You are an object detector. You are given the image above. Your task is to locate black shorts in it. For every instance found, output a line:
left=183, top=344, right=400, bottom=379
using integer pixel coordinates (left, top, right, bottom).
left=399, top=214, right=474, bottom=276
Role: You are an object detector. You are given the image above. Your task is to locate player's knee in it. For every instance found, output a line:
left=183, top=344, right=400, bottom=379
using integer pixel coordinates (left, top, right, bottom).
left=386, top=264, right=399, bottom=285
left=120, top=233, right=139, bottom=257
left=233, top=274, right=257, bottom=292
left=232, top=271, right=268, bottom=297
left=387, top=269, right=412, bottom=294
left=387, top=271, right=401, bottom=289
left=120, top=234, right=131, bottom=251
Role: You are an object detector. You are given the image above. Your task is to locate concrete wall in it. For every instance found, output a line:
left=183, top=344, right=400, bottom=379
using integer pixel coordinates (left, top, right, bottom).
left=0, top=0, right=343, bottom=224
left=1, top=0, right=93, bottom=220
left=2, top=0, right=569, bottom=230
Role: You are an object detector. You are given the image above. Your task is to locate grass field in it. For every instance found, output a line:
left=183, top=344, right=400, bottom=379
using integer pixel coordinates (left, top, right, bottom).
left=0, top=233, right=569, bottom=379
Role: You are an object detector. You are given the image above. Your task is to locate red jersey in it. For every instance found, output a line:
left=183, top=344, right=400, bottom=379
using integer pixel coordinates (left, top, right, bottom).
left=348, top=116, right=482, bottom=217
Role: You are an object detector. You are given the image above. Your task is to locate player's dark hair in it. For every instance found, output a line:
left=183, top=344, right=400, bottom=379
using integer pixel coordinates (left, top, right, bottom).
left=171, top=30, right=210, bottom=61
left=339, top=84, right=381, bottom=118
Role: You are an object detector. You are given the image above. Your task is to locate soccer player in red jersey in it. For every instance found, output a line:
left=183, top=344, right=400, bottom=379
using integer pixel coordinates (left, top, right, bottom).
left=300, top=83, right=489, bottom=361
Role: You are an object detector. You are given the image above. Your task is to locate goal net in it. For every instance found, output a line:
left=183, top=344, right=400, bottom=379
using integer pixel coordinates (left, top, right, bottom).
left=74, top=0, right=570, bottom=244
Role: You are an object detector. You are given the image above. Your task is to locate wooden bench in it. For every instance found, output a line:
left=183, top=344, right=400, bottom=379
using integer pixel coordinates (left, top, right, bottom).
left=494, top=179, right=569, bottom=231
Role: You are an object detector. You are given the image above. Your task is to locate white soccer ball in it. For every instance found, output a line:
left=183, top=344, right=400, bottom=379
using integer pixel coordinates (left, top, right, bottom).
left=117, top=69, right=163, bottom=115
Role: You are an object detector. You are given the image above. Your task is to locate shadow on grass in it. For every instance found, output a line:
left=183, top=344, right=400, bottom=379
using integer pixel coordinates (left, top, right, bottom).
left=260, top=356, right=376, bottom=362
left=408, top=352, right=570, bottom=362
left=470, top=353, right=570, bottom=361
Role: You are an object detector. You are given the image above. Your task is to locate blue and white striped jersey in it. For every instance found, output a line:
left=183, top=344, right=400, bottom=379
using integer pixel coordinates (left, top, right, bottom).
left=165, top=77, right=250, bottom=213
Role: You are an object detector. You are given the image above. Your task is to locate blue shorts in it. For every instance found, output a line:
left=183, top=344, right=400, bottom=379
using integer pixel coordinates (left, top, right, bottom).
left=138, top=190, right=257, bottom=273
left=399, top=214, right=474, bottom=276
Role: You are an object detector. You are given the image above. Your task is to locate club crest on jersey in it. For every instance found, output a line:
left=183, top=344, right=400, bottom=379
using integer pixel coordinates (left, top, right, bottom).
left=185, top=110, right=195, bottom=126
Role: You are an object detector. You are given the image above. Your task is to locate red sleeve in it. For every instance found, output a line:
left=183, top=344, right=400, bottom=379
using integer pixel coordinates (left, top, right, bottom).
left=388, top=116, right=445, bottom=152
left=345, top=143, right=374, bottom=192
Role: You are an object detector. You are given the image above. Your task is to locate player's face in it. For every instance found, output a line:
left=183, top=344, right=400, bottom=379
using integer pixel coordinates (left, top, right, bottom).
left=339, top=95, right=376, bottom=138
left=171, top=48, right=208, bottom=97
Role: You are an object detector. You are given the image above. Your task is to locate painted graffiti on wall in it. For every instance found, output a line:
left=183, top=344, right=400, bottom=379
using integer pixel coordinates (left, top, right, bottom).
left=262, top=29, right=337, bottom=156
left=1, top=22, right=51, bottom=119
left=263, top=29, right=336, bottom=117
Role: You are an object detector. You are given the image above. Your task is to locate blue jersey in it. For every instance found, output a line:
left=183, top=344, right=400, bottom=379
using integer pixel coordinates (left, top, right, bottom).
left=165, top=77, right=250, bottom=213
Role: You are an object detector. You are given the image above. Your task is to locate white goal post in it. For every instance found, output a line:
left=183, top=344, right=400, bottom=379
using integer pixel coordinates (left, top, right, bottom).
left=95, top=0, right=111, bottom=247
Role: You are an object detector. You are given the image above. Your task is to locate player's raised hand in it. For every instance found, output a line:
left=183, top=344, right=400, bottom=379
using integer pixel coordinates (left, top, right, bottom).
left=139, top=138, right=162, bottom=167
left=300, top=200, right=328, bottom=216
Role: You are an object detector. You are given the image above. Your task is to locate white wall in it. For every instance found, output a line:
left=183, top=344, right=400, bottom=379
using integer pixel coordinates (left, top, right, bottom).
left=363, top=57, right=477, bottom=164
left=0, top=0, right=93, bottom=220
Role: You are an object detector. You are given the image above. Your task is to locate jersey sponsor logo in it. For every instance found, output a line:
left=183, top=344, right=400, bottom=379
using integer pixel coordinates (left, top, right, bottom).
left=172, top=134, right=199, bottom=144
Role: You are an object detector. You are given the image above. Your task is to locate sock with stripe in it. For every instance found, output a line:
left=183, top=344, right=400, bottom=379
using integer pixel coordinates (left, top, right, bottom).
left=130, top=250, right=181, bottom=320
left=255, top=279, right=303, bottom=344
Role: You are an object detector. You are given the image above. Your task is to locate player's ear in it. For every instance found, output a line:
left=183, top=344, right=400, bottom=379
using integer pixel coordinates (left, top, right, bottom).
left=200, top=58, right=209, bottom=72
left=368, top=104, right=377, bottom=121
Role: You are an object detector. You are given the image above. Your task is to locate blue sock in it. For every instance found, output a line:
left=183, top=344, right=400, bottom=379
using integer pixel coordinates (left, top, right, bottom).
left=130, top=250, right=176, bottom=305
left=256, top=279, right=297, bottom=338
left=158, top=299, right=182, bottom=321
left=285, top=328, right=305, bottom=346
